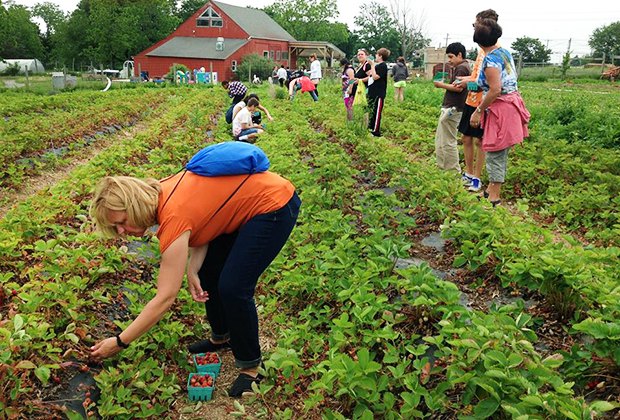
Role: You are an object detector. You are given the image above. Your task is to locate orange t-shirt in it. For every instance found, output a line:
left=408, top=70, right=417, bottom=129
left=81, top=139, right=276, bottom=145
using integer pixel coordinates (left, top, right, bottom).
left=156, top=171, right=295, bottom=253
left=465, top=48, right=486, bottom=107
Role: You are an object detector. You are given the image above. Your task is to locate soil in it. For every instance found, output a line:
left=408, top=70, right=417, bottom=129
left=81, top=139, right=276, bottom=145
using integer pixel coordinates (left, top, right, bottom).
left=0, top=121, right=148, bottom=220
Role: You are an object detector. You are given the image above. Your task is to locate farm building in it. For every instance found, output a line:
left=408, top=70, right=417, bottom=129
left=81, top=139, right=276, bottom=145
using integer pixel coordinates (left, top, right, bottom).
left=0, top=59, right=45, bottom=74
left=133, top=0, right=344, bottom=80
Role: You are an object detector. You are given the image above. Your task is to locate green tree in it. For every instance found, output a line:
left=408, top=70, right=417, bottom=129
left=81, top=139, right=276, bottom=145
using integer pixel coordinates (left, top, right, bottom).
left=31, top=2, right=67, bottom=66
left=589, top=21, right=620, bottom=64
left=55, top=0, right=180, bottom=69
left=353, top=4, right=400, bottom=58
left=176, top=0, right=205, bottom=22
left=0, top=3, right=44, bottom=59
left=264, top=0, right=349, bottom=47
left=389, top=0, right=430, bottom=60
left=510, top=36, right=552, bottom=63
left=237, top=53, right=276, bottom=82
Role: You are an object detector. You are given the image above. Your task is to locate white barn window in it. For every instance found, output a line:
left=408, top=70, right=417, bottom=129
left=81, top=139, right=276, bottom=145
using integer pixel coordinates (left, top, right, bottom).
left=197, top=7, right=223, bottom=27
left=231, top=60, right=238, bottom=72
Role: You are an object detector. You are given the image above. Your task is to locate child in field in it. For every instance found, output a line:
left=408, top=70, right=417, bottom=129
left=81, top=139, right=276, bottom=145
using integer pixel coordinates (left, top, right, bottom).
left=231, top=94, right=274, bottom=125
left=433, top=42, right=470, bottom=172
left=232, top=98, right=264, bottom=142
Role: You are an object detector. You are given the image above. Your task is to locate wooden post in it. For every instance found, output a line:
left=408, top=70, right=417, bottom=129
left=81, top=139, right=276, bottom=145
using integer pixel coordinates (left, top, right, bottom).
left=25, top=65, right=29, bottom=90
left=210, top=62, right=214, bottom=84
left=601, top=53, right=606, bottom=76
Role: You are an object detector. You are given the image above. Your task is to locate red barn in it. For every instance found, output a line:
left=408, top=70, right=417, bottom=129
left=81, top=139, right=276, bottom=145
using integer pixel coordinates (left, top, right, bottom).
left=134, top=1, right=296, bottom=80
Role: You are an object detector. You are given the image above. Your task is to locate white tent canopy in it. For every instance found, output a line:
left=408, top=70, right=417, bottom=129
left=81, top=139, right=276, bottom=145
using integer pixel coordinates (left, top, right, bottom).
left=0, top=59, right=46, bottom=74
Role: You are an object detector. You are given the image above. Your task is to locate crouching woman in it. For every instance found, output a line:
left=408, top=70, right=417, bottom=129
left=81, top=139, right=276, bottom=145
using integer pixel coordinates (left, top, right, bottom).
left=89, top=170, right=301, bottom=397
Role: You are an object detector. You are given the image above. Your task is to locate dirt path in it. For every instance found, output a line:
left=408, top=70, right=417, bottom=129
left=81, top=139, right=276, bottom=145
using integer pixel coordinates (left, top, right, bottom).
left=0, top=123, right=146, bottom=221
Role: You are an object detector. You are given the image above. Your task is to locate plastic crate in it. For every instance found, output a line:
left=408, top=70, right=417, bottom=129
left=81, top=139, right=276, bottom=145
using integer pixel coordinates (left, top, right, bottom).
left=187, top=373, right=214, bottom=401
left=193, top=352, right=222, bottom=378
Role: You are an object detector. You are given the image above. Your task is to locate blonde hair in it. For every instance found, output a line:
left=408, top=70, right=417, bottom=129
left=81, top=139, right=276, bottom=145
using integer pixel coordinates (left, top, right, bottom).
left=90, top=176, right=161, bottom=237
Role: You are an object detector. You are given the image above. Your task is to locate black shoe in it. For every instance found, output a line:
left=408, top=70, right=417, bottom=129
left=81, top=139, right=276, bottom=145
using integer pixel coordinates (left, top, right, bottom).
left=228, top=373, right=264, bottom=397
left=188, top=339, right=231, bottom=354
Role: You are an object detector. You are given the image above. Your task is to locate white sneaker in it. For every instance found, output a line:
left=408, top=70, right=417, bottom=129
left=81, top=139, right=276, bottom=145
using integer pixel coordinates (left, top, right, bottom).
left=461, top=173, right=474, bottom=186
left=467, top=178, right=482, bottom=192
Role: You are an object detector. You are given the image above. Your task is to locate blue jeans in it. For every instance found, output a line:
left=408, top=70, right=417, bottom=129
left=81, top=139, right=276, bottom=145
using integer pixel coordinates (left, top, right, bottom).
left=198, top=192, right=301, bottom=368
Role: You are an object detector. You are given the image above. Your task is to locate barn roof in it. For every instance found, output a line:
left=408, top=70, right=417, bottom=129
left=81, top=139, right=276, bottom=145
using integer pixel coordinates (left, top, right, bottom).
left=211, top=1, right=295, bottom=41
left=146, top=37, right=248, bottom=59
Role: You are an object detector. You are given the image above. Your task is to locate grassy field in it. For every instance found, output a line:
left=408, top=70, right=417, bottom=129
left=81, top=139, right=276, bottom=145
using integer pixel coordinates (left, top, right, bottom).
left=0, top=78, right=618, bottom=419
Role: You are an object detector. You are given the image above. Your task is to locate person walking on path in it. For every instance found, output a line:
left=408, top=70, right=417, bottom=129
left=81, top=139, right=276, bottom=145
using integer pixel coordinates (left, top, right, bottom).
left=89, top=167, right=301, bottom=397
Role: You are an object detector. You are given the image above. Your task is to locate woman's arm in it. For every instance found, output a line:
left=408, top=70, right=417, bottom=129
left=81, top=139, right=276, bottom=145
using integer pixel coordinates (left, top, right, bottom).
left=90, top=231, right=190, bottom=359
left=369, top=62, right=381, bottom=81
left=187, top=243, right=209, bottom=302
left=477, top=67, right=501, bottom=111
left=470, top=67, right=501, bottom=127
left=346, top=68, right=355, bottom=93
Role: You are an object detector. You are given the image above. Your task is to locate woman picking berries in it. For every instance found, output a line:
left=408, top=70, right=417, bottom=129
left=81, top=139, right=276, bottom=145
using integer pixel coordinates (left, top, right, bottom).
left=89, top=170, right=300, bottom=397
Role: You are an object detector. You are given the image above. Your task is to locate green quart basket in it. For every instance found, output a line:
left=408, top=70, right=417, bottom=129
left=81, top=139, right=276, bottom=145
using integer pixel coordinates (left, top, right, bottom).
left=193, top=353, right=222, bottom=378
left=467, top=81, right=479, bottom=91
left=187, top=373, right=215, bottom=401
left=433, top=71, right=449, bottom=82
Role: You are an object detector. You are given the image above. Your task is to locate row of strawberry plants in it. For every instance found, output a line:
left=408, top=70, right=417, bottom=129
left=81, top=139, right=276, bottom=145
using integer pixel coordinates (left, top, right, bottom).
left=0, top=90, right=121, bottom=117
left=0, top=88, right=172, bottom=190
left=376, top=85, right=620, bottom=373
left=298, top=82, right=620, bottom=396
left=0, top=88, right=227, bottom=418
left=237, top=88, right=616, bottom=417
left=350, top=82, right=620, bottom=369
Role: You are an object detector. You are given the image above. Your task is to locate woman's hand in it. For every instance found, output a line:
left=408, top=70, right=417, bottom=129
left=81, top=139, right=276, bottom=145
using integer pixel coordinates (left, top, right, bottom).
left=90, top=337, right=122, bottom=360
left=188, top=273, right=209, bottom=302
left=470, top=110, right=482, bottom=127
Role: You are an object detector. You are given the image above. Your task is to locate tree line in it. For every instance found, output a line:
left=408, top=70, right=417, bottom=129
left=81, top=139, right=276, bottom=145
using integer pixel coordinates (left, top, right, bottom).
left=1, top=0, right=618, bottom=71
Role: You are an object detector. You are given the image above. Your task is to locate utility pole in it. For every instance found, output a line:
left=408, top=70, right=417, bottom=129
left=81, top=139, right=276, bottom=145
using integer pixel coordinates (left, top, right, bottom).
left=442, top=33, right=449, bottom=74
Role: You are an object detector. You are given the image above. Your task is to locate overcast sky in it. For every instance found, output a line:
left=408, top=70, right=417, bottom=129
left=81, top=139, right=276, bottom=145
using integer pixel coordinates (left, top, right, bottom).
left=13, top=0, right=620, bottom=63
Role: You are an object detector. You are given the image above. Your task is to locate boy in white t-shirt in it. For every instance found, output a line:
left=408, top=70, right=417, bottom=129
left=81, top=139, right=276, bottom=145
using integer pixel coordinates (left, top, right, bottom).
left=232, top=98, right=264, bottom=142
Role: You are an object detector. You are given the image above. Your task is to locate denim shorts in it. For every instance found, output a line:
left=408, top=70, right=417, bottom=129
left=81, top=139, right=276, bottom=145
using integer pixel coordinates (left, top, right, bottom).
left=486, top=148, right=510, bottom=183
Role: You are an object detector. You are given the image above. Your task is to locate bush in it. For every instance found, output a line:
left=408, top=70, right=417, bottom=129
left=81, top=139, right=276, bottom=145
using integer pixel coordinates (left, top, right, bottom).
left=237, top=54, right=276, bottom=83
left=274, top=88, right=288, bottom=100
left=0, top=62, right=21, bottom=76
left=166, top=63, right=190, bottom=81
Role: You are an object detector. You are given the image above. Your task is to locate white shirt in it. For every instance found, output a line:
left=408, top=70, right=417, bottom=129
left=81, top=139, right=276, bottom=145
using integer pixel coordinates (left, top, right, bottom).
left=232, top=107, right=252, bottom=136
left=276, top=67, right=288, bottom=80
left=310, top=60, right=322, bottom=80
